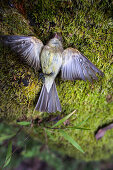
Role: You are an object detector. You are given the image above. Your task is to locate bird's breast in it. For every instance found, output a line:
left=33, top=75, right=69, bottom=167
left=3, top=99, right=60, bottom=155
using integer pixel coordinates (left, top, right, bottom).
left=41, top=46, right=62, bottom=76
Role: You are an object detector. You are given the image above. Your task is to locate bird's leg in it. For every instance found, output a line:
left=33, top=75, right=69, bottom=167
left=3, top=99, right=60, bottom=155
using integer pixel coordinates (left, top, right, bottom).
left=39, top=73, right=45, bottom=83
left=44, top=72, right=54, bottom=76
left=39, top=72, right=54, bottom=83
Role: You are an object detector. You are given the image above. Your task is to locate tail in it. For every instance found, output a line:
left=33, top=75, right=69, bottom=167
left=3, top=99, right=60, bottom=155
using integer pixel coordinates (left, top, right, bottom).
left=35, top=81, right=61, bottom=113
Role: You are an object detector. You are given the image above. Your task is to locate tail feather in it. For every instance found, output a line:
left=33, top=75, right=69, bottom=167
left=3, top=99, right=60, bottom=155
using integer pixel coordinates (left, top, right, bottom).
left=35, top=81, right=61, bottom=113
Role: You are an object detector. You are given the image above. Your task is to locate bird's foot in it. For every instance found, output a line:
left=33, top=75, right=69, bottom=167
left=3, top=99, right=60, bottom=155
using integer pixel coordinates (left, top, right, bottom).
left=39, top=73, right=45, bottom=83
left=44, top=72, right=54, bottom=76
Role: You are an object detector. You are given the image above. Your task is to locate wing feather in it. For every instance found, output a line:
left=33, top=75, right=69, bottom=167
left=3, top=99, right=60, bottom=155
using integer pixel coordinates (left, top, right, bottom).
left=0, top=35, right=44, bottom=70
left=61, top=48, right=104, bottom=82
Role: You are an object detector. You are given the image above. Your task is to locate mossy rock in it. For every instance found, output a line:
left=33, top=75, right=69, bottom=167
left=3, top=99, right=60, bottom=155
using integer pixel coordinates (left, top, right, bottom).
left=0, top=0, right=113, bottom=161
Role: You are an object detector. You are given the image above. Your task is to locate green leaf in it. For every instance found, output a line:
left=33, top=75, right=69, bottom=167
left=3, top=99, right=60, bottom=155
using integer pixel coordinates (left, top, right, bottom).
left=17, top=121, right=31, bottom=126
left=59, top=130, right=84, bottom=153
left=0, top=134, right=15, bottom=142
left=75, top=116, right=90, bottom=127
left=68, top=126, right=91, bottom=130
left=52, top=110, right=76, bottom=128
left=3, top=141, right=12, bottom=168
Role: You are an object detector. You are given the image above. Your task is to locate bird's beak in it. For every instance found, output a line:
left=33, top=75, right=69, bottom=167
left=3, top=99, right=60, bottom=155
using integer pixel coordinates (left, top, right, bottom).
left=54, top=33, right=62, bottom=42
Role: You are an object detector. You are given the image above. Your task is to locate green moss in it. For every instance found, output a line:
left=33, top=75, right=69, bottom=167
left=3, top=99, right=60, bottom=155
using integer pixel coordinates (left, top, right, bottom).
left=0, top=0, right=113, bottom=161
left=0, top=6, right=42, bottom=121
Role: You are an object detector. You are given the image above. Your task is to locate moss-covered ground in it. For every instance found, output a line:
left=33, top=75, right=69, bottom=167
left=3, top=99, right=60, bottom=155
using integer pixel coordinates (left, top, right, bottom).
left=0, top=0, right=113, bottom=161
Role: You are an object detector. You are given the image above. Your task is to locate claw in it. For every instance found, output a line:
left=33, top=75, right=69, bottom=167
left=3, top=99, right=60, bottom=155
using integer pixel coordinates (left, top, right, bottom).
left=44, top=72, right=54, bottom=76
left=39, top=73, right=45, bottom=83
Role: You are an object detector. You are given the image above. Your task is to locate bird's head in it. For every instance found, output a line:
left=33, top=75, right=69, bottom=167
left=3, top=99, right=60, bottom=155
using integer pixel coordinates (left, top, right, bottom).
left=47, top=33, right=63, bottom=49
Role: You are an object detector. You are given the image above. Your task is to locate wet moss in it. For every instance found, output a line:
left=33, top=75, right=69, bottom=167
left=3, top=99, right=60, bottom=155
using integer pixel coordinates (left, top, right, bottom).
left=0, top=0, right=113, bottom=161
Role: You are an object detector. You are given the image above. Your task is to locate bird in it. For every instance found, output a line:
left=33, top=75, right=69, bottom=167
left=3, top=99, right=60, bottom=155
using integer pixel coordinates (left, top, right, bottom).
left=0, top=34, right=104, bottom=113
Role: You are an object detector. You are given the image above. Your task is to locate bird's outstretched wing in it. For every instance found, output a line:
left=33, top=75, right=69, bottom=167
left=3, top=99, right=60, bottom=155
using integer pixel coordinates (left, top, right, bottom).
left=0, top=35, right=44, bottom=70
left=61, top=48, right=104, bottom=82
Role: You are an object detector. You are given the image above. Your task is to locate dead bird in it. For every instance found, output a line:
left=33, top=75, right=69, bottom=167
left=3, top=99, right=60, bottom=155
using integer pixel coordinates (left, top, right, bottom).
left=0, top=34, right=104, bottom=113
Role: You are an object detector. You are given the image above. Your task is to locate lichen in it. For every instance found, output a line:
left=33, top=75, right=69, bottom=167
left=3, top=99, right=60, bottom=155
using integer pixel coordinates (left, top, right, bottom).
left=0, top=0, right=113, bottom=161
